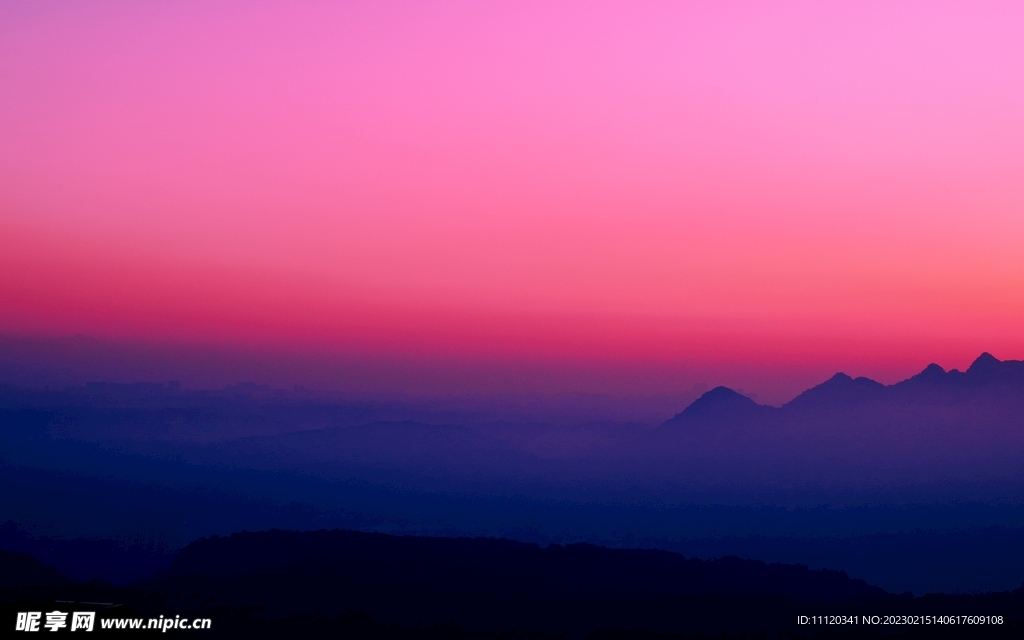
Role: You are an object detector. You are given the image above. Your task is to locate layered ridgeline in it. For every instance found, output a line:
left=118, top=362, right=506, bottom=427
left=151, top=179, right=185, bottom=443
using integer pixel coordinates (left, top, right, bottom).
left=4, top=354, right=1024, bottom=597
left=4, top=353, right=1024, bottom=495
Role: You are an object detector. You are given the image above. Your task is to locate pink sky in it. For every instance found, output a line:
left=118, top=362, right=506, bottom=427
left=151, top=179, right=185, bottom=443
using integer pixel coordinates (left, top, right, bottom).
left=3, top=1, right=1024, bottom=403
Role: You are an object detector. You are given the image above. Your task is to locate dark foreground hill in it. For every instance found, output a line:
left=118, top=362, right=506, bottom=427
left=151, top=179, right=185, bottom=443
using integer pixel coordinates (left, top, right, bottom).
left=155, top=529, right=887, bottom=635
left=167, top=528, right=886, bottom=601
left=6, top=528, right=1023, bottom=638
left=0, top=549, right=70, bottom=588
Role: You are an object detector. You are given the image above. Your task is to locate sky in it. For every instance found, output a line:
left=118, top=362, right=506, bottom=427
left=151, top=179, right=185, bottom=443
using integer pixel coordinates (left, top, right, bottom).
left=3, top=1, right=1024, bottom=404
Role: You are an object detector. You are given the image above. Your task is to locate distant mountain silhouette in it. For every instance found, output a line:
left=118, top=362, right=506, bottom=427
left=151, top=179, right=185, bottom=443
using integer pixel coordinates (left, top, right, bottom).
left=664, top=352, right=1024, bottom=429
left=664, top=386, right=775, bottom=427
left=890, top=352, right=1024, bottom=392
left=784, top=373, right=887, bottom=411
left=968, top=352, right=1009, bottom=379
left=898, top=362, right=949, bottom=388
left=5, top=352, right=1024, bottom=546
left=652, top=353, right=1024, bottom=487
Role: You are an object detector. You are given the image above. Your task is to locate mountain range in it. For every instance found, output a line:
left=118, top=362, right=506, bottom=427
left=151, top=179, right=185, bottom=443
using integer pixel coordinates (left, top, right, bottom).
left=4, top=353, right=1024, bottom=500
left=657, top=354, right=1024, bottom=487
left=667, top=352, right=1024, bottom=426
left=5, top=353, right=1024, bottom=604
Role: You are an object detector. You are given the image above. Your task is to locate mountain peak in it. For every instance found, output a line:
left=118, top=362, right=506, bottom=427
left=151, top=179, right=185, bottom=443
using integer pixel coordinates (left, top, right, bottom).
left=821, top=372, right=881, bottom=389
left=968, top=352, right=1000, bottom=373
left=897, top=353, right=1024, bottom=389
left=699, top=385, right=750, bottom=400
left=901, top=362, right=947, bottom=386
left=665, top=386, right=769, bottom=426
left=783, top=372, right=884, bottom=411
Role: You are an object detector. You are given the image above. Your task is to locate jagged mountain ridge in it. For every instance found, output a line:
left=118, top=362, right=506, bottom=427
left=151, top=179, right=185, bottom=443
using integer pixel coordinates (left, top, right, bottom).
left=656, top=352, right=1024, bottom=481
left=665, top=352, right=1024, bottom=427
